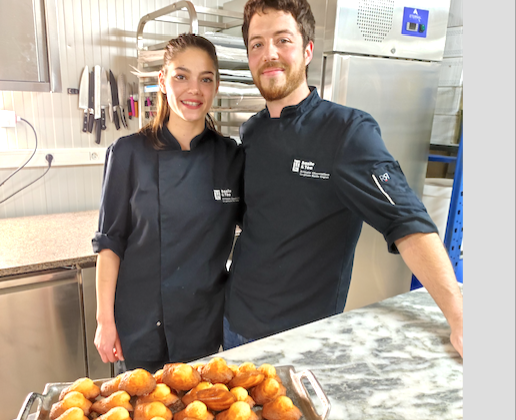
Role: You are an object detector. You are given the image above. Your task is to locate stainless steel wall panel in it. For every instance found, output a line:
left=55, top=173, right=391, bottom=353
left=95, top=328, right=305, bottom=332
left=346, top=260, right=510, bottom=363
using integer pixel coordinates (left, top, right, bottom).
left=320, top=0, right=451, bottom=61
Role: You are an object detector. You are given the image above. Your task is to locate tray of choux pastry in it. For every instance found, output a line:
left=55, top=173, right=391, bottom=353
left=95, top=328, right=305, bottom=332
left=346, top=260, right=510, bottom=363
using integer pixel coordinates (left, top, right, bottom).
left=15, top=357, right=330, bottom=420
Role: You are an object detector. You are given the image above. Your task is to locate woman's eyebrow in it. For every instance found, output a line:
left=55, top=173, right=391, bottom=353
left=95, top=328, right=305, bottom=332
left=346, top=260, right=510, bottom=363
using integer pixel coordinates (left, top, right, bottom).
left=173, top=66, right=214, bottom=76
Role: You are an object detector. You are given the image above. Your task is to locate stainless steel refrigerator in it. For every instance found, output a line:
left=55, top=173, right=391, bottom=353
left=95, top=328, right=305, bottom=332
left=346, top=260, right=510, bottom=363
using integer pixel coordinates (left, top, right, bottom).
left=307, top=0, right=452, bottom=310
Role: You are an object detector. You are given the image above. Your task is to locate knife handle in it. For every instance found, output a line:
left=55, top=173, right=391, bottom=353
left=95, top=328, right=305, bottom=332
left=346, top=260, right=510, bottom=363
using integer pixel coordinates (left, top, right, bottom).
left=113, top=108, right=121, bottom=130
left=95, top=119, right=102, bottom=144
left=127, top=99, right=132, bottom=118
left=121, top=108, right=128, bottom=128
left=101, top=108, right=106, bottom=130
left=88, top=112, right=94, bottom=133
left=130, top=97, right=135, bottom=117
left=134, top=101, right=138, bottom=118
left=83, top=111, right=88, bottom=133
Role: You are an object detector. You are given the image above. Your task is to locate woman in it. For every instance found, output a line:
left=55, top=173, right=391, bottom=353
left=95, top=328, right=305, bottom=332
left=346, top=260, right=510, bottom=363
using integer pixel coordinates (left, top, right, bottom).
left=92, top=33, right=243, bottom=373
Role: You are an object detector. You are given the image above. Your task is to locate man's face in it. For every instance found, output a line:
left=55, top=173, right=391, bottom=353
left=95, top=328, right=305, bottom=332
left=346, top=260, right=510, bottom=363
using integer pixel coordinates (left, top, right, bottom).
left=247, top=9, right=312, bottom=102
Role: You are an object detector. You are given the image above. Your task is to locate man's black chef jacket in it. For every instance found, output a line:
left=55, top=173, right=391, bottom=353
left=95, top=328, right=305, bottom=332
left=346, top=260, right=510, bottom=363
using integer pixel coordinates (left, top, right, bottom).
left=225, top=87, right=437, bottom=340
left=92, top=125, right=243, bottom=362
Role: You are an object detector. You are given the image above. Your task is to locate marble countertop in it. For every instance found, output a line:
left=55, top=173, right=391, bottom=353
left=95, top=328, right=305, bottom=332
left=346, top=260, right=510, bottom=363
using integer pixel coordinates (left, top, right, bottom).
left=197, top=287, right=463, bottom=420
left=0, top=210, right=99, bottom=278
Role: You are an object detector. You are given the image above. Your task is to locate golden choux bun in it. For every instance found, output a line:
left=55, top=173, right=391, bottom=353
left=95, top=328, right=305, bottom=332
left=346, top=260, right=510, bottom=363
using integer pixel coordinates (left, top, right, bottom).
left=227, top=364, right=264, bottom=390
left=201, top=357, right=235, bottom=384
left=174, top=401, right=214, bottom=420
left=91, top=390, right=133, bottom=414
left=136, top=383, right=180, bottom=407
left=182, top=382, right=213, bottom=406
left=154, top=369, right=164, bottom=384
left=215, top=401, right=259, bottom=420
left=195, top=387, right=236, bottom=411
left=97, top=406, right=131, bottom=420
left=54, top=407, right=89, bottom=420
left=133, top=401, right=173, bottom=420
left=50, top=391, right=92, bottom=420
left=162, top=363, right=202, bottom=391
left=101, top=374, right=124, bottom=397
left=119, top=368, right=157, bottom=397
left=59, top=377, right=101, bottom=401
left=262, top=396, right=302, bottom=420
left=250, top=378, right=286, bottom=406
left=229, top=387, right=255, bottom=408
left=257, top=365, right=282, bottom=383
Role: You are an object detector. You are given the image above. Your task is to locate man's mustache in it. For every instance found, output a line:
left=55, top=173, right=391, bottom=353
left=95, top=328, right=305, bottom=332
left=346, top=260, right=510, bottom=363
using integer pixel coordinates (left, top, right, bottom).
left=258, top=62, right=287, bottom=73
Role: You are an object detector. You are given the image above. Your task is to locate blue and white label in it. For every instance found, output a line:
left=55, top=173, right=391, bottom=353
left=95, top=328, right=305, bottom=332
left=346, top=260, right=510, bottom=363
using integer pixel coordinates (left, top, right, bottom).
left=401, top=7, right=429, bottom=38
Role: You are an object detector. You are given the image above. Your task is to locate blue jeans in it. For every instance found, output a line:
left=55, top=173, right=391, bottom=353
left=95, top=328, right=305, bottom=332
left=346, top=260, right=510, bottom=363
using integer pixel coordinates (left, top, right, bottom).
left=223, top=317, right=254, bottom=350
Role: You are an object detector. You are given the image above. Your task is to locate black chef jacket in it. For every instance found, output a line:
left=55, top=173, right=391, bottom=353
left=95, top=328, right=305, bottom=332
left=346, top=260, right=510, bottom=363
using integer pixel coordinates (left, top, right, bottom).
left=92, top=125, right=243, bottom=362
left=225, top=87, right=437, bottom=340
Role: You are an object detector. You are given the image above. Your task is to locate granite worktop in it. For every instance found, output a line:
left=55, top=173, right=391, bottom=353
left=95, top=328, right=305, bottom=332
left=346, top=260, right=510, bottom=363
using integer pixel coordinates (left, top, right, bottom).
left=197, top=286, right=463, bottom=420
left=0, top=210, right=99, bottom=277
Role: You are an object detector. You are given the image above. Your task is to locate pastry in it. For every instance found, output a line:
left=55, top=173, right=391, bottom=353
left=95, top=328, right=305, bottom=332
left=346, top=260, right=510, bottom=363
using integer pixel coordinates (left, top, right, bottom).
left=50, top=391, right=92, bottom=420
left=91, top=390, right=133, bottom=414
left=182, top=382, right=213, bottom=406
left=201, top=357, right=234, bottom=384
left=59, top=377, right=101, bottom=401
left=101, top=375, right=124, bottom=397
left=257, top=365, right=281, bottom=383
left=154, top=369, right=164, bottom=384
left=195, top=387, right=236, bottom=411
left=250, top=378, right=286, bottom=406
left=174, top=401, right=215, bottom=420
left=136, top=383, right=180, bottom=407
left=97, top=407, right=131, bottom=420
left=162, top=363, right=202, bottom=391
left=229, top=387, right=255, bottom=408
left=262, top=396, right=302, bottom=420
left=227, top=364, right=264, bottom=390
left=119, top=368, right=157, bottom=396
left=215, top=401, right=259, bottom=420
left=133, top=401, right=173, bottom=420
left=54, top=407, right=89, bottom=420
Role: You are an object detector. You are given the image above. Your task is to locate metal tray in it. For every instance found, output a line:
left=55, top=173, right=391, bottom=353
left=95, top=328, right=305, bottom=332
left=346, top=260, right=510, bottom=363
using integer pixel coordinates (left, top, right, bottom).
left=15, top=365, right=330, bottom=420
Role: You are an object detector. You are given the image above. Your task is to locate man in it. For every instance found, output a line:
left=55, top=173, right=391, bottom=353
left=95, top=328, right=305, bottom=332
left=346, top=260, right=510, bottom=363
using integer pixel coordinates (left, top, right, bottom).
left=224, top=0, right=463, bottom=357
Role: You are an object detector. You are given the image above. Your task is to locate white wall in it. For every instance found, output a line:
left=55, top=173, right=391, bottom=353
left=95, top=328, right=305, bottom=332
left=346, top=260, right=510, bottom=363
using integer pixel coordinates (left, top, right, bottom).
left=0, top=0, right=231, bottom=219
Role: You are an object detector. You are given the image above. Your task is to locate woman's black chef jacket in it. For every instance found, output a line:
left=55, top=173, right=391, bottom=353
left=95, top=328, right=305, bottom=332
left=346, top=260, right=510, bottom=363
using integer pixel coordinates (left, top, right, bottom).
left=92, top=125, right=243, bottom=362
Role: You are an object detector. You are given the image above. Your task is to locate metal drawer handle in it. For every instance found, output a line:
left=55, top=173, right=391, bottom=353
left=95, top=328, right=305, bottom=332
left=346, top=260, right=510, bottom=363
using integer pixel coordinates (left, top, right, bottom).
left=291, top=369, right=331, bottom=420
left=16, top=392, right=43, bottom=420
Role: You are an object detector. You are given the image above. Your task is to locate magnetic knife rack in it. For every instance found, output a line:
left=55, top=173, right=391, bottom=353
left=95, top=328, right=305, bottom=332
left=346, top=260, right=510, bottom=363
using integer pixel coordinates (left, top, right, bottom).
left=135, top=0, right=265, bottom=139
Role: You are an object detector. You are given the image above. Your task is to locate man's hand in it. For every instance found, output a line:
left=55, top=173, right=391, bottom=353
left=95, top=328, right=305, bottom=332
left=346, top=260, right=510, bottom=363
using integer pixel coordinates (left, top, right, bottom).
left=94, top=320, right=124, bottom=363
left=396, top=232, right=463, bottom=358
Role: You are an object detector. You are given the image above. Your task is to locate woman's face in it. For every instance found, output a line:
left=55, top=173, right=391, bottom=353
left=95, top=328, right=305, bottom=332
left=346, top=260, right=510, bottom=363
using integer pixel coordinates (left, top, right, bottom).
left=158, top=47, right=218, bottom=126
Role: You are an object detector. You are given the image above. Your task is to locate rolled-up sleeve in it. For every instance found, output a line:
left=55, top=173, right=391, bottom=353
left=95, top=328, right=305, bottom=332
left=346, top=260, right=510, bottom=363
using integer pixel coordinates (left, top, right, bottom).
left=92, top=142, right=132, bottom=259
left=332, top=112, right=438, bottom=254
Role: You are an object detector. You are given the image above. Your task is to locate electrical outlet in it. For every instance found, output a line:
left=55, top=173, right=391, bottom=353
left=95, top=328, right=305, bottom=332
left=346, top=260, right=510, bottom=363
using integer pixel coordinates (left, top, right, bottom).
left=0, top=110, right=17, bottom=128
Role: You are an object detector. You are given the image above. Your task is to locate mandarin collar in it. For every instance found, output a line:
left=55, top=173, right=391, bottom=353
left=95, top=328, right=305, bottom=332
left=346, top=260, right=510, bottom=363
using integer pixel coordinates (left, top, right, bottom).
left=263, top=86, right=320, bottom=119
left=160, top=123, right=212, bottom=151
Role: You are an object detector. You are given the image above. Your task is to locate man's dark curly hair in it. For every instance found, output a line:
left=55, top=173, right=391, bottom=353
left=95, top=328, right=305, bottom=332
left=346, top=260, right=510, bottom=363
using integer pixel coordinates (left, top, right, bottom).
left=242, top=0, right=315, bottom=50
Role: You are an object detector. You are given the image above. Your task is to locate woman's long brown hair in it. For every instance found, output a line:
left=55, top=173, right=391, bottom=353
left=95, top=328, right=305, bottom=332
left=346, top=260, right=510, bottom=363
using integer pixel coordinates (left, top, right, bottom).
left=140, top=33, right=221, bottom=149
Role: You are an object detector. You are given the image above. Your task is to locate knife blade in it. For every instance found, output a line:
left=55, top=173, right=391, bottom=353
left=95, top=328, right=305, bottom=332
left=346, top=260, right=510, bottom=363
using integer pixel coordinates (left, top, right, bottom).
left=100, top=68, right=109, bottom=131
left=88, top=71, right=95, bottom=133
left=78, top=65, right=89, bottom=132
left=94, top=65, right=102, bottom=144
left=109, top=70, right=121, bottom=130
left=118, top=73, right=128, bottom=128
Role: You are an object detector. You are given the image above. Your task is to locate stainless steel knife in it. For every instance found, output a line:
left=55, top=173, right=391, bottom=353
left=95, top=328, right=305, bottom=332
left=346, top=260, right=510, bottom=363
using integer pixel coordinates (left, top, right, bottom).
left=118, top=73, right=128, bottom=128
left=94, top=65, right=102, bottom=144
left=100, top=68, right=109, bottom=131
left=109, top=70, right=121, bottom=130
left=78, top=65, right=89, bottom=132
left=88, top=70, right=95, bottom=133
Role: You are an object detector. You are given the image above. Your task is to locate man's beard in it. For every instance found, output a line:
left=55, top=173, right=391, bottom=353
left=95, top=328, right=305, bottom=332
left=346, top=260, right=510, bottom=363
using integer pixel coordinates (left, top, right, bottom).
left=254, top=60, right=306, bottom=102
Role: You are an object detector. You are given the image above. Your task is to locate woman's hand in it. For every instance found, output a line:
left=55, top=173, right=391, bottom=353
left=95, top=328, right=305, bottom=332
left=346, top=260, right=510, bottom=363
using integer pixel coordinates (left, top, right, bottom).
left=94, top=320, right=124, bottom=363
